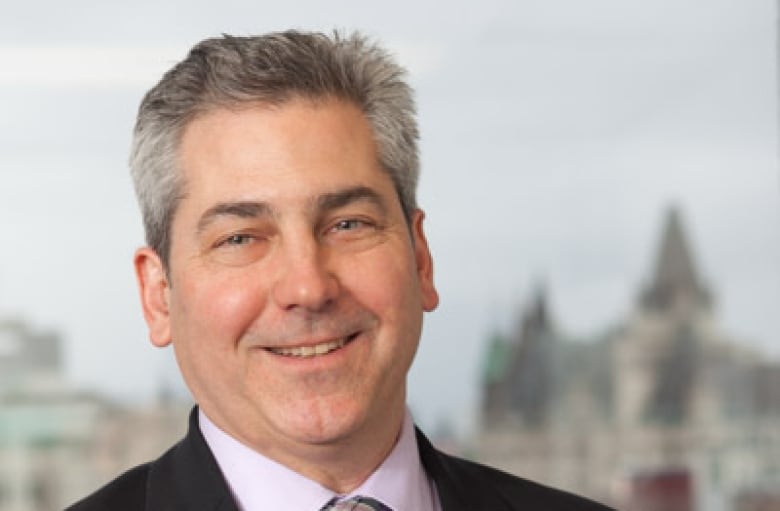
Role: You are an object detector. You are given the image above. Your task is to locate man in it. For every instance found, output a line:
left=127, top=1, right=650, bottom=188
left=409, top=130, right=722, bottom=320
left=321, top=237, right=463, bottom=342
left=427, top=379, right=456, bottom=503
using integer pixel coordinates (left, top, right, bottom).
left=68, top=31, right=613, bottom=510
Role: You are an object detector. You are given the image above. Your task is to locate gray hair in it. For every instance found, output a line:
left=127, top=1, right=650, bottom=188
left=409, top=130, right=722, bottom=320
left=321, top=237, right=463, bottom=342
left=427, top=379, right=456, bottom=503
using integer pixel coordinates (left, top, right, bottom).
left=130, top=30, right=420, bottom=266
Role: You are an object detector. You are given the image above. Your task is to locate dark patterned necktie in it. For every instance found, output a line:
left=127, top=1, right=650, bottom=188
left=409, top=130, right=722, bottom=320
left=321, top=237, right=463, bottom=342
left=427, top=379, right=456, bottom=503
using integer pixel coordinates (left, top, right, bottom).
left=320, top=496, right=392, bottom=511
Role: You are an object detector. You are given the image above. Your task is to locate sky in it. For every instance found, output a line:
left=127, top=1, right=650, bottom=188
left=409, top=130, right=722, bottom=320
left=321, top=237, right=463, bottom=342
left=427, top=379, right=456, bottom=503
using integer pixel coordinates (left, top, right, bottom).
left=0, top=0, right=778, bottom=437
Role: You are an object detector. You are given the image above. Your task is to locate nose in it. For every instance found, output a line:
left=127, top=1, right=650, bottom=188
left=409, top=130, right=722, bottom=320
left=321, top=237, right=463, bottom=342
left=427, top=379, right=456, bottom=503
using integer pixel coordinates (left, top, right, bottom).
left=271, top=235, right=339, bottom=312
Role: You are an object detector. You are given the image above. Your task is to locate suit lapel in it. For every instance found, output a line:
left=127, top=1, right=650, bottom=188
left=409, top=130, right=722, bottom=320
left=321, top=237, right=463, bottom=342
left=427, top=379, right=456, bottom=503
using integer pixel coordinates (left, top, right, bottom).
left=416, top=427, right=512, bottom=511
left=416, top=428, right=471, bottom=511
left=145, top=407, right=239, bottom=511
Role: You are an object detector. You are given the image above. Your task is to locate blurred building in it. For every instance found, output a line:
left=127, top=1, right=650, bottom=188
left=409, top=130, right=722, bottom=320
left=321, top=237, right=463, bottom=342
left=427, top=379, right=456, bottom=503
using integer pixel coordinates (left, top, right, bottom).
left=0, top=319, right=189, bottom=511
left=477, top=208, right=780, bottom=511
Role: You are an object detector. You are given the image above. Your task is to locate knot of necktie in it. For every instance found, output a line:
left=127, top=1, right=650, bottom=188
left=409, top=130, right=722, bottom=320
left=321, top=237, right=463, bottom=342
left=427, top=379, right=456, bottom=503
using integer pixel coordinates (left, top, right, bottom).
left=320, top=495, right=392, bottom=511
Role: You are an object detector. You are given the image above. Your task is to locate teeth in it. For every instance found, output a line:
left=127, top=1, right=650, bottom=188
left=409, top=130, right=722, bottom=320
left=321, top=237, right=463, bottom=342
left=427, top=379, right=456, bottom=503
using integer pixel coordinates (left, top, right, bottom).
left=270, top=338, right=346, bottom=358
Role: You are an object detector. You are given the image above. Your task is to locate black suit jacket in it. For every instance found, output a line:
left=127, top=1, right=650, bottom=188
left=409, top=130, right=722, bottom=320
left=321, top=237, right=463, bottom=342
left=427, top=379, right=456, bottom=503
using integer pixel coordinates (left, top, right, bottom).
left=68, top=408, right=613, bottom=510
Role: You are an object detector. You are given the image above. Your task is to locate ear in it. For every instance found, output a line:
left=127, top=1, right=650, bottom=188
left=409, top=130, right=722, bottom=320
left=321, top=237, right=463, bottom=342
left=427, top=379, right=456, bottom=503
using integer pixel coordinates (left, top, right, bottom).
left=134, top=247, right=172, bottom=347
left=411, top=209, right=439, bottom=312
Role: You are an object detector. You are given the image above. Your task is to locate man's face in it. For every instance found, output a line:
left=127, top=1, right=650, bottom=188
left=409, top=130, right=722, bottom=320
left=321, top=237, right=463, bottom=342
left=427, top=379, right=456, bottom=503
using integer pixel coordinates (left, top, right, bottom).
left=135, top=98, right=438, bottom=455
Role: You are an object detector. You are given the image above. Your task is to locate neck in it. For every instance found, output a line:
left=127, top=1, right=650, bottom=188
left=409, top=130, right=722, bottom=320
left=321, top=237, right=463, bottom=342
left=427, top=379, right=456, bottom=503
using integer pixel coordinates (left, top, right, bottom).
left=203, top=399, right=407, bottom=495
left=293, top=408, right=406, bottom=493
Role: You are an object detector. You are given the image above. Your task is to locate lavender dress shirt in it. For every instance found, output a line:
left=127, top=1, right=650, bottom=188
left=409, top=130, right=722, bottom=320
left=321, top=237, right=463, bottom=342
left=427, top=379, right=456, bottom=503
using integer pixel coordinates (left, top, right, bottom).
left=199, top=409, right=442, bottom=511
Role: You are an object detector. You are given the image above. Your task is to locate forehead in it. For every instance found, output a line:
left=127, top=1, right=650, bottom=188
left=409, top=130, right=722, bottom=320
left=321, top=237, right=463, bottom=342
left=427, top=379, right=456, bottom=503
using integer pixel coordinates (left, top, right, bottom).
left=174, top=98, right=394, bottom=212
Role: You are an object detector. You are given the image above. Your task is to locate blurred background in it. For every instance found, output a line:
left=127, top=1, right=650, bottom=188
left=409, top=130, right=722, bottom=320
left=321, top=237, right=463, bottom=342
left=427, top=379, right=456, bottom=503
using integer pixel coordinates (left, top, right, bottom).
left=1, top=1, right=778, bottom=510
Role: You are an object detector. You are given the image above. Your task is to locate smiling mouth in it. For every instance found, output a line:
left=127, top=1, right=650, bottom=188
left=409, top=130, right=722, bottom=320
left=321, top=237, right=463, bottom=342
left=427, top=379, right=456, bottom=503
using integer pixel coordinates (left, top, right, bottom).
left=266, top=333, right=358, bottom=358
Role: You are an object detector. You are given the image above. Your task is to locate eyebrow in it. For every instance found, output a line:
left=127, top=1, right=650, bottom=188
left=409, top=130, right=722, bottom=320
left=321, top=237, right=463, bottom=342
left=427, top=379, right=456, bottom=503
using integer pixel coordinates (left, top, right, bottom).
left=196, top=201, right=273, bottom=234
left=315, top=186, right=387, bottom=215
left=195, top=186, right=388, bottom=234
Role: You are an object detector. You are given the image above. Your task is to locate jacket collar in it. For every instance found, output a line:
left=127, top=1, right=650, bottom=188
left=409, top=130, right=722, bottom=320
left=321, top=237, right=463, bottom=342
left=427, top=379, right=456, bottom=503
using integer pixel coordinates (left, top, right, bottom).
left=146, top=407, right=239, bottom=511
left=415, top=426, right=512, bottom=511
left=144, top=407, right=509, bottom=511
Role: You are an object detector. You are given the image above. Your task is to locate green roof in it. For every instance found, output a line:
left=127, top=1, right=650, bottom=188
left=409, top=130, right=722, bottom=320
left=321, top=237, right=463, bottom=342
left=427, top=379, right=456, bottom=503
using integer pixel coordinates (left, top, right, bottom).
left=483, top=333, right=510, bottom=384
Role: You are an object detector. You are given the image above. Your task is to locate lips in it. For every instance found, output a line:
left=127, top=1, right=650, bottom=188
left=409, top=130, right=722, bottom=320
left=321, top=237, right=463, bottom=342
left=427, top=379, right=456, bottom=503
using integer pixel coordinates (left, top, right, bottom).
left=266, top=333, right=358, bottom=358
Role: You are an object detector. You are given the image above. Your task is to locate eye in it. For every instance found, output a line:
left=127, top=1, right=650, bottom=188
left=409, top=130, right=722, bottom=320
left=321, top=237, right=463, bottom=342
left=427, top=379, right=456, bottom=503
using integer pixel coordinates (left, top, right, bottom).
left=208, top=231, right=270, bottom=266
left=333, top=219, right=365, bottom=231
left=327, top=218, right=379, bottom=237
left=218, top=233, right=255, bottom=247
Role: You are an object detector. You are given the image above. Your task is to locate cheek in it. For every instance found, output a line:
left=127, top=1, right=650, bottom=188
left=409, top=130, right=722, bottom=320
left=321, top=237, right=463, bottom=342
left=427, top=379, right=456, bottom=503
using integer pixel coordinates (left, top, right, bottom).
left=344, top=251, right=411, bottom=306
left=343, top=247, right=424, bottom=338
left=172, top=270, right=267, bottom=343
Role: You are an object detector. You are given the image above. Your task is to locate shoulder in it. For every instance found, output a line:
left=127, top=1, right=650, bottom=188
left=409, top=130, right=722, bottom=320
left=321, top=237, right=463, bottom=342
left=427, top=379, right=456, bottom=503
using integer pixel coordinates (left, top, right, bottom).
left=65, top=463, right=150, bottom=511
left=65, top=407, right=236, bottom=511
left=415, top=428, right=613, bottom=510
left=441, top=452, right=612, bottom=510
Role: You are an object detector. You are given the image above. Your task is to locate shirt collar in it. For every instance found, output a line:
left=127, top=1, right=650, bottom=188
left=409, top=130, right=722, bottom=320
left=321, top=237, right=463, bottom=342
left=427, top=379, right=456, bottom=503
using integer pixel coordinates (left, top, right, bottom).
left=341, top=410, right=436, bottom=510
left=199, top=408, right=437, bottom=511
